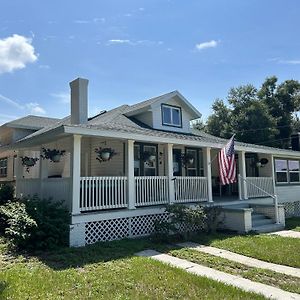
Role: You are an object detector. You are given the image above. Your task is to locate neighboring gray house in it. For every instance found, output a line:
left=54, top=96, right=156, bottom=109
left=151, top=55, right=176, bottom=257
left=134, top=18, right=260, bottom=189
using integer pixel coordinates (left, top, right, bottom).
left=2, top=78, right=300, bottom=247
left=0, top=116, right=60, bottom=185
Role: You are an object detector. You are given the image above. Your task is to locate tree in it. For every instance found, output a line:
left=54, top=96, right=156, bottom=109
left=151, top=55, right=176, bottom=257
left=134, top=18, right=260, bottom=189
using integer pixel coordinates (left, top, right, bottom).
left=258, top=77, right=300, bottom=148
left=206, top=99, right=232, bottom=139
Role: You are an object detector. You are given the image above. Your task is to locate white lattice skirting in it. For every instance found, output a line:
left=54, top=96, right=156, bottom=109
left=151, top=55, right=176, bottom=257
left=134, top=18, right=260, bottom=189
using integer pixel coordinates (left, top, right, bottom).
left=85, top=213, right=169, bottom=245
left=282, top=201, right=300, bottom=218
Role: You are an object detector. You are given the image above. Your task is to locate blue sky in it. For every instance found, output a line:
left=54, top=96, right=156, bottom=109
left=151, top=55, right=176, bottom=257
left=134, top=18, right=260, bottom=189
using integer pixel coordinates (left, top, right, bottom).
left=0, top=0, right=300, bottom=125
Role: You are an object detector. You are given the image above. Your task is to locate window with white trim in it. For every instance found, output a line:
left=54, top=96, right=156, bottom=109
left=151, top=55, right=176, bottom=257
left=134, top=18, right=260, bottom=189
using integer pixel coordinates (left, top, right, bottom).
left=275, top=159, right=300, bottom=183
left=0, top=157, right=8, bottom=177
left=162, top=104, right=182, bottom=127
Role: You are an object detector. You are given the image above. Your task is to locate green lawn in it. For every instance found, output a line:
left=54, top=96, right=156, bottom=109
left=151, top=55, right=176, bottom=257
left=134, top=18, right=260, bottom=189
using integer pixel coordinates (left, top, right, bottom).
left=286, top=217, right=300, bottom=232
left=166, top=247, right=300, bottom=294
left=0, top=237, right=265, bottom=300
left=191, top=232, right=300, bottom=268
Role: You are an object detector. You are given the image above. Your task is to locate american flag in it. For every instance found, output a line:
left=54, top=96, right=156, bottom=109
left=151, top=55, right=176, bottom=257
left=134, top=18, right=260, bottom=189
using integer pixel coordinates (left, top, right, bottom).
left=218, top=135, right=236, bottom=185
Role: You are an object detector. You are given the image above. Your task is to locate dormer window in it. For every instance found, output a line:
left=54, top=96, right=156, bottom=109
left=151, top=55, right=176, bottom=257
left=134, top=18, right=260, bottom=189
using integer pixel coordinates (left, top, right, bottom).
left=161, top=104, right=182, bottom=127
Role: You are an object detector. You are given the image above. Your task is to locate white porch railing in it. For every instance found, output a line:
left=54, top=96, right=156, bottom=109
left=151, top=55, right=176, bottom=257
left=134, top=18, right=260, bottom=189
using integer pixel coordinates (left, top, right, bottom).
left=42, top=178, right=71, bottom=203
left=174, top=176, right=208, bottom=203
left=246, top=177, right=274, bottom=198
left=135, top=176, right=169, bottom=206
left=17, top=178, right=40, bottom=198
left=80, top=177, right=128, bottom=211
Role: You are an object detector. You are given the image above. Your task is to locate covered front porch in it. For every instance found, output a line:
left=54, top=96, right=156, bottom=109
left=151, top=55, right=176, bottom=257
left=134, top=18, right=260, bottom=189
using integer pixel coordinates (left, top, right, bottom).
left=15, top=134, right=276, bottom=215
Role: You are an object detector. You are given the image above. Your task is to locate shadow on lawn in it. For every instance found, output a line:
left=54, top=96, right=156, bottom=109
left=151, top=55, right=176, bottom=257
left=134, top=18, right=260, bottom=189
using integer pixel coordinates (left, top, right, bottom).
left=34, top=230, right=238, bottom=270
left=1, top=230, right=242, bottom=271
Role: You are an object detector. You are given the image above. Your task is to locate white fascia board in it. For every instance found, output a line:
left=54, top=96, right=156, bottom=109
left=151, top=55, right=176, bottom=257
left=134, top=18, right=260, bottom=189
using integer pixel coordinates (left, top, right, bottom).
left=173, top=91, right=202, bottom=119
left=9, top=125, right=66, bottom=150
left=63, top=125, right=300, bottom=157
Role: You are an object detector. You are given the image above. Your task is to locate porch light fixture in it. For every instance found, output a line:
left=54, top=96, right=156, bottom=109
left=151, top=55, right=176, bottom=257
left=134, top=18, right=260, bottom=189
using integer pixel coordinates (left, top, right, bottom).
left=95, top=147, right=117, bottom=163
left=20, top=156, right=39, bottom=172
left=41, top=148, right=66, bottom=163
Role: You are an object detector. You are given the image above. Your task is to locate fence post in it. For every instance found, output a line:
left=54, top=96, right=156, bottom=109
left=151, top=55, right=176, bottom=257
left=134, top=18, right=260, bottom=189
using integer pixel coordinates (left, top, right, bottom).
left=238, top=174, right=243, bottom=200
left=274, top=194, right=280, bottom=224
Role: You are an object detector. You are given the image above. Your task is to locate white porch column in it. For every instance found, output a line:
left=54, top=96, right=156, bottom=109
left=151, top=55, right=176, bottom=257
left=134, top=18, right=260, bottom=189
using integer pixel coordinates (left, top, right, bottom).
left=238, top=151, right=248, bottom=200
left=166, top=143, right=175, bottom=204
left=71, top=134, right=82, bottom=215
left=270, top=155, right=279, bottom=224
left=39, top=148, right=48, bottom=199
left=15, top=150, right=24, bottom=198
left=127, top=140, right=136, bottom=209
left=203, top=147, right=213, bottom=202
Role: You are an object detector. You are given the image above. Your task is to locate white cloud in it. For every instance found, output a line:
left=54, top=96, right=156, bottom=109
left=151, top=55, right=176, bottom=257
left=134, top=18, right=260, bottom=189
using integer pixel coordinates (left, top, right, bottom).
left=107, top=39, right=132, bottom=45
left=0, top=93, right=23, bottom=109
left=0, top=93, right=45, bottom=115
left=38, top=64, right=50, bottom=69
left=51, top=92, right=70, bottom=104
left=0, top=34, right=38, bottom=74
left=195, top=40, right=218, bottom=51
left=74, top=18, right=105, bottom=24
left=268, top=57, right=300, bottom=65
left=25, top=102, right=46, bottom=115
left=279, top=59, right=300, bottom=65
left=107, top=39, right=163, bottom=47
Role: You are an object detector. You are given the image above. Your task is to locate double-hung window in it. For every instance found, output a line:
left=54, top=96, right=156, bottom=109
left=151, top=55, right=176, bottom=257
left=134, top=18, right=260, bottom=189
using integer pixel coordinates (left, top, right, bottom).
left=275, top=159, right=300, bottom=183
left=0, top=157, right=8, bottom=177
left=162, top=104, right=182, bottom=127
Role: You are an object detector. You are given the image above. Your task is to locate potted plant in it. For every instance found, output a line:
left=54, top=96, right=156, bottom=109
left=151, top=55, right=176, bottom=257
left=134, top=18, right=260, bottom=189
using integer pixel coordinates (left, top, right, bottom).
left=95, top=147, right=117, bottom=163
left=41, top=148, right=66, bottom=163
left=20, top=156, right=39, bottom=172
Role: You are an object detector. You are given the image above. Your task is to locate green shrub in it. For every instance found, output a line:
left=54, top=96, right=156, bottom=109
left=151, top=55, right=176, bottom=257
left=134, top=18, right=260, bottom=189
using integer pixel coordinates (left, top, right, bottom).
left=153, top=204, right=206, bottom=241
left=0, top=184, right=14, bottom=205
left=202, top=205, right=223, bottom=233
left=0, top=201, right=37, bottom=248
left=153, top=204, right=223, bottom=241
left=0, top=196, right=70, bottom=251
left=22, top=196, right=70, bottom=250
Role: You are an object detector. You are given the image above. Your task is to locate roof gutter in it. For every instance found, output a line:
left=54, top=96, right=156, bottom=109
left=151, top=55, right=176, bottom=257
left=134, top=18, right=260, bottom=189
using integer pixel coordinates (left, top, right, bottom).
left=63, top=125, right=300, bottom=157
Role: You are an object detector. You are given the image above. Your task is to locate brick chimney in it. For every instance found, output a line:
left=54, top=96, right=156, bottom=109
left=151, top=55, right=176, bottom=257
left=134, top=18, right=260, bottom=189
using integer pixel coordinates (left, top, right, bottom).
left=70, top=78, right=89, bottom=124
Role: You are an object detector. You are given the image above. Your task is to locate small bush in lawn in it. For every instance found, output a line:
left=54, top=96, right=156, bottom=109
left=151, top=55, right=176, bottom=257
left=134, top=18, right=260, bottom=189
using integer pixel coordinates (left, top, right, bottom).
left=0, top=184, right=14, bottom=205
left=0, top=201, right=37, bottom=248
left=22, top=196, right=70, bottom=250
left=153, top=204, right=207, bottom=241
left=0, top=196, right=70, bottom=251
left=203, top=205, right=223, bottom=233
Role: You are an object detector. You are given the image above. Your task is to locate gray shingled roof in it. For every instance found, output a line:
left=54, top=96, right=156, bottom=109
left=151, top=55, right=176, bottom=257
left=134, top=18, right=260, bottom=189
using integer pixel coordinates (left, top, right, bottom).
left=15, top=103, right=300, bottom=156
left=4, top=115, right=60, bottom=130
left=124, top=91, right=177, bottom=114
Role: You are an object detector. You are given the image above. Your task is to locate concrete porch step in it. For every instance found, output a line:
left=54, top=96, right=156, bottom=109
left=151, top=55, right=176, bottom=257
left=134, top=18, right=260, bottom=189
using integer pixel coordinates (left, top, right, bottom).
left=252, top=218, right=273, bottom=227
left=252, top=223, right=285, bottom=233
left=251, top=214, right=266, bottom=221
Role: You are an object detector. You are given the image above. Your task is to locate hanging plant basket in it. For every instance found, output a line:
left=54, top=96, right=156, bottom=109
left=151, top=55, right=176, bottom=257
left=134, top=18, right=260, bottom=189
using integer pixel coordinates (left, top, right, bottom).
left=181, top=153, right=195, bottom=167
left=95, top=147, right=117, bottom=163
left=41, top=148, right=66, bottom=163
left=21, top=156, right=39, bottom=172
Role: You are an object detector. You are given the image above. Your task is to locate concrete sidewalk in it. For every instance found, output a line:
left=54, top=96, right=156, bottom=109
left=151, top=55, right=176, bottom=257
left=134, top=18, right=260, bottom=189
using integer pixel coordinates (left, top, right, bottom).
left=269, top=230, right=300, bottom=239
left=137, top=249, right=300, bottom=300
left=178, top=242, right=300, bottom=278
